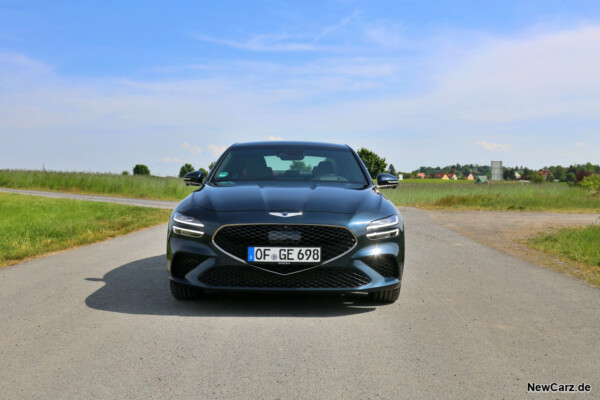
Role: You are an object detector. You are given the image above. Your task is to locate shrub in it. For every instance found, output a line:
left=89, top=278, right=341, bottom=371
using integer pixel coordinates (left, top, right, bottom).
left=579, top=175, right=600, bottom=196
left=121, top=170, right=129, bottom=175
left=529, top=173, right=545, bottom=184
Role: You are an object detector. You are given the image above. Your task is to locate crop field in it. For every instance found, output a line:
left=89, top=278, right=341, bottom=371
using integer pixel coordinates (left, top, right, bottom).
left=0, top=170, right=195, bottom=201
left=382, top=181, right=600, bottom=212
left=0, top=193, right=170, bottom=267
left=528, top=225, right=600, bottom=287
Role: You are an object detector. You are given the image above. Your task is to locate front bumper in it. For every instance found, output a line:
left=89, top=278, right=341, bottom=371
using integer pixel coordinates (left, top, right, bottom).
left=167, top=223, right=404, bottom=293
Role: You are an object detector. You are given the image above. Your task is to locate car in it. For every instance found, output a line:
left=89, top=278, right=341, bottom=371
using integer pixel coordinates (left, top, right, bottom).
left=167, top=141, right=405, bottom=303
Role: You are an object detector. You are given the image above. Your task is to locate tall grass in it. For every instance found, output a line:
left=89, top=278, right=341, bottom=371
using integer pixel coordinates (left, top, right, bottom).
left=382, top=181, right=600, bottom=212
left=0, top=170, right=195, bottom=201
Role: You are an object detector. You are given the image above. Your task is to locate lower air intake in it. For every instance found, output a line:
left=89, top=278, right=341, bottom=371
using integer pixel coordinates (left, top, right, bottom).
left=171, top=253, right=208, bottom=278
left=198, top=266, right=371, bottom=289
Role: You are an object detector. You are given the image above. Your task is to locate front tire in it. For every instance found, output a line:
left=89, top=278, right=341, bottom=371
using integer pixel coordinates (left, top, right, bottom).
left=170, top=280, right=204, bottom=300
left=369, top=286, right=401, bottom=303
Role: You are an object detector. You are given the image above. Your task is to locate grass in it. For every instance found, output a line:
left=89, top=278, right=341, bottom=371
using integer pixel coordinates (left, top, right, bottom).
left=381, top=181, right=600, bottom=212
left=528, top=225, right=600, bottom=287
left=2, top=169, right=599, bottom=212
left=0, top=192, right=171, bottom=267
left=0, top=169, right=195, bottom=201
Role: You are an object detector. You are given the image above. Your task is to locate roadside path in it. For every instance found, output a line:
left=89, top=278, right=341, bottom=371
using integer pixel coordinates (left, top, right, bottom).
left=0, top=188, right=177, bottom=209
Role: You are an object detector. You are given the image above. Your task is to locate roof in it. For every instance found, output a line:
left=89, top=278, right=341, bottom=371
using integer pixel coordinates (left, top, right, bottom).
left=232, top=141, right=349, bottom=150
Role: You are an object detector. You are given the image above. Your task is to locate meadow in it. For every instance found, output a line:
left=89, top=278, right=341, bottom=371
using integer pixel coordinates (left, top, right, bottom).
left=528, top=225, right=600, bottom=287
left=382, top=180, right=600, bottom=212
left=0, top=192, right=171, bottom=267
left=2, top=170, right=599, bottom=212
left=0, top=169, right=195, bottom=201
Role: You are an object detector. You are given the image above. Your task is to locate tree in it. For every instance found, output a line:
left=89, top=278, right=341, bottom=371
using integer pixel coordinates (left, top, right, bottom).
left=388, top=164, right=397, bottom=176
left=208, top=161, right=216, bottom=171
left=121, top=170, right=129, bottom=175
left=179, top=163, right=195, bottom=178
left=357, top=148, right=387, bottom=178
left=133, top=164, right=150, bottom=175
left=199, top=168, right=208, bottom=176
left=529, top=172, right=545, bottom=184
left=290, top=160, right=311, bottom=171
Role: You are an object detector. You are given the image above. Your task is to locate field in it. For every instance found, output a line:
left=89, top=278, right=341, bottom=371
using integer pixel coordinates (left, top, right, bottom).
left=382, top=181, right=600, bottom=212
left=2, top=170, right=600, bottom=212
left=0, top=170, right=195, bottom=201
left=0, top=192, right=171, bottom=267
left=528, top=225, right=600, bottom=287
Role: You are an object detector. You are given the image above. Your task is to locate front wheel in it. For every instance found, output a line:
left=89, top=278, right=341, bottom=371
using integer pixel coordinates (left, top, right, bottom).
left=170, top=280, right=204, bottom=300
left=368, top=286, right=401, bottom=303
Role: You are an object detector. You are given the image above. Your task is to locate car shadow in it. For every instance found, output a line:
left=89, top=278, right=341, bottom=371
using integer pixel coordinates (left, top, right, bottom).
left=85, top=255, right=383, bottom=317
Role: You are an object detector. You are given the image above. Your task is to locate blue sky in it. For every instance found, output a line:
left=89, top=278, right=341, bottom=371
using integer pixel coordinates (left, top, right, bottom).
left=1, top=0, right=599, bottom=175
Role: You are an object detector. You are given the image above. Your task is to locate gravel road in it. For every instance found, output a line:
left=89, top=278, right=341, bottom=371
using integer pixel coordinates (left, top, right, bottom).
left=1, top=206, right=599, bottom=399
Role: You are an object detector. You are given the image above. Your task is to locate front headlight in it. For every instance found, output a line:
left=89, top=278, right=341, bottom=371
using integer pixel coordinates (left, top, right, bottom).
left=366, top=215, right=399, bottom=240
left=172, top=212, right=204, bottom=238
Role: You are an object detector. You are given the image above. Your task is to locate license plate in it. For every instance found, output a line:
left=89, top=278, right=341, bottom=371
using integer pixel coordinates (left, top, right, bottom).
left=247, top=247, right=321, bottom=263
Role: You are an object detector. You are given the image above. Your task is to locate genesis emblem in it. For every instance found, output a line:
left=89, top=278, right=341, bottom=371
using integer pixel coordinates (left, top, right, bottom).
left=269, top=211, right=303, bottom=218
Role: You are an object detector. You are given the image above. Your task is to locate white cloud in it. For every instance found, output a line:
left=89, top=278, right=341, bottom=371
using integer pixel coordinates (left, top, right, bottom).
left=2, top=24, right=600, bottom=174
left=474, top=141, right=512, bottom=151
left=573, top=142, right=587, bottom=147
left=268, top=136, right=283, bottom=141
left=192, top=34, right=329, bottom=52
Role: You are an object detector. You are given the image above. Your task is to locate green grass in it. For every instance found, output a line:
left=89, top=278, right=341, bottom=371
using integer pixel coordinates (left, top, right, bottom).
left=0, top=193, right=171, bottom=267
left=0, top=169, right=195, bottom=201
left=528, top=225, right=600, bottom=287
left=381, top=181, right=600, bottom=212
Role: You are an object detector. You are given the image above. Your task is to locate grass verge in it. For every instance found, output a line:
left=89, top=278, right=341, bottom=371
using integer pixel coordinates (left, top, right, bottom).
left=528, top=225, right=600, bottom=287
left=381, top=181, right=600, bottom=212
left=0, top=169, right=195, bottom=201
left=0, top=193, right=170, bottom=267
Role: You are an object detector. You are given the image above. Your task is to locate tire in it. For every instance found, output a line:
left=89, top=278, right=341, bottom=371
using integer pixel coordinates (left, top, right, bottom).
left=368, top=286, right=401, bottom=303
left=170, top=280, right=204, bottom=300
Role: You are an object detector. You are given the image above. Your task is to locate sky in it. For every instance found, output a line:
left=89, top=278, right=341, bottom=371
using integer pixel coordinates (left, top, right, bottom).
left=0, top=0, right=599, bottom=176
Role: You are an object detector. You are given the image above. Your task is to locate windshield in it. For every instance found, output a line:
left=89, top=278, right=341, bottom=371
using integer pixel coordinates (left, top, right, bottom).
left=211, top=145, right=369, bottom=186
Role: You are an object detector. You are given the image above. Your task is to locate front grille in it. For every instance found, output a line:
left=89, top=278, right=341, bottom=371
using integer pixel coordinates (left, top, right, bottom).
left=171, top=253, right=208, bottom=278
left=198, top=266, right=371, bottom=289
left=361, top=255, right=399, bottom=278
left=213, top=224, right=356, bottom=266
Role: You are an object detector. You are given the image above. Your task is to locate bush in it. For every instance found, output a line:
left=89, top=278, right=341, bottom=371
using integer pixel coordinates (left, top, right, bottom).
left=121, top=170, right=129, bottom=175
left=133, top=164, right=150, bottom=176
left=529, top=173, right=545, bottom=184
left=579, top=175, right=600, bottom=196
left=178, top=163, right=195, bottom=178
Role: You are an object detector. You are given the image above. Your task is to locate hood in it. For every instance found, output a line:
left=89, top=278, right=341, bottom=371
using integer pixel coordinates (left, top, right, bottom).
left=192, top=183, right=381, bottom=214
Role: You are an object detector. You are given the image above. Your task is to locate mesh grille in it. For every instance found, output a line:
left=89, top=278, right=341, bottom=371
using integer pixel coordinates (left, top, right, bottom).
left=213, top=224, right=356, bottom=266
left=198, top=266, right=371, bottom=289
left=361, top=255, right=398, bottom=278
left=171, top=253, right=208, bottom=278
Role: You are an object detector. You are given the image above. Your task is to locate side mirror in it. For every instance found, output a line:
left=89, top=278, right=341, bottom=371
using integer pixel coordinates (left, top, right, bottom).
left=183, top=170, right=205, bottom=187
left=376, top=173, right=399, bottom=189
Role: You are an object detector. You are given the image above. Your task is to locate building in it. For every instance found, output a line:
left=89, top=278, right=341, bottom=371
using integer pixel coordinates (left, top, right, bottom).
left=491, top=161, right=503, bottom=181
left=466, top=173, right=474, bottom=181
left=416, top=172, right=426, bottom=179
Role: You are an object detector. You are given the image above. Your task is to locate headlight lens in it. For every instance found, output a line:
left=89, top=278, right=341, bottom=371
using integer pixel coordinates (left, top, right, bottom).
left=366, top=215, right=400, bottom=240
left=366, top=215, right=399, bottom=231
left=172, top=212, right=204, bottom=238
left=173, top=211, right=204, bottom=228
